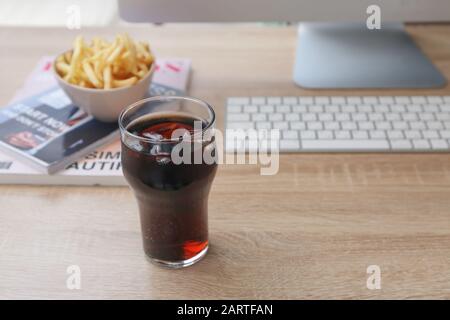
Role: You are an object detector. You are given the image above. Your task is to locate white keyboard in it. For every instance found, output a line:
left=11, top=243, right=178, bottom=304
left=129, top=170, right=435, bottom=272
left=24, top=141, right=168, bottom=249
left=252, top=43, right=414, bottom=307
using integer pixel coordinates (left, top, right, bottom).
left=225, top=96, right=450, bottom=152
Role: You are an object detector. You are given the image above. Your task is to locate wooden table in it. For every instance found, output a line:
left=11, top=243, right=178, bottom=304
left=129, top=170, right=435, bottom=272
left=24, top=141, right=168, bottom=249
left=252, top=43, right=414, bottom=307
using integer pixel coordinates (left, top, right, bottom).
left=1, top=24, right=450, bottom=299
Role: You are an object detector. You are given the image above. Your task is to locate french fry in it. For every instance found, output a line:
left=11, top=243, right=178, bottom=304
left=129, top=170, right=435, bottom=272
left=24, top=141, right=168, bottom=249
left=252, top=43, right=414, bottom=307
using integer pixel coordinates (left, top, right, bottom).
left=103, top=65, right=112, bottom=89
left=66, top=35, right=83, bottom=82
left=56, top=62, right=70, bottom=76
left=136, top=42, right=152, bottom=64
left=56, top=33, right=154, bottom=90
left=82, top=61, right=102, bottom=88
left=64, top=51, right=72, bottom=63
left=112, top=76, right=138, bottom=88
left=137, top=62, right=148, bottom=73
left=106, top=43, right=124, bottom=64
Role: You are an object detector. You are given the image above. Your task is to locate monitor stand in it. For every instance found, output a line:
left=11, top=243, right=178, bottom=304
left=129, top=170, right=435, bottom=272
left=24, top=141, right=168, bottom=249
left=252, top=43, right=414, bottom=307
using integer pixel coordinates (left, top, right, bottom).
left=293, top=22, right=446, bottom=89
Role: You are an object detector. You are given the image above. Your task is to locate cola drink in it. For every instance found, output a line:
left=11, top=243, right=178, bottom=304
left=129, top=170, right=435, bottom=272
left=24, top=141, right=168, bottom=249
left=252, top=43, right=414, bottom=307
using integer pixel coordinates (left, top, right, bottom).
left=121, top=113, right=217, bottom=266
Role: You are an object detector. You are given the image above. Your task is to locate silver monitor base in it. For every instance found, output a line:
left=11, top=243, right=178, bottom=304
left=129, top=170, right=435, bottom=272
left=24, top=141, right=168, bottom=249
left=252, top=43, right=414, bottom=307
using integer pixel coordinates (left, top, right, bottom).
left=293, top=22, right=446, bottom=89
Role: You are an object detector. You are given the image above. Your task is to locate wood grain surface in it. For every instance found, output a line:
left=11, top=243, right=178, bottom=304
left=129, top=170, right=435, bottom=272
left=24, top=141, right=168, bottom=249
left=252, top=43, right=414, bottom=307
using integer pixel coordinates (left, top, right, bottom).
left=1, top=24, right=450, bottom=299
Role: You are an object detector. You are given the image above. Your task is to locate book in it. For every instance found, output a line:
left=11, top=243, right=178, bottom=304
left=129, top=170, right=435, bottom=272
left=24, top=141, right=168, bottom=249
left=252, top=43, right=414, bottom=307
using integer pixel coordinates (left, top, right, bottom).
left=0, top=88, right=119, bottom=174
left=0, top=56, right=191, bottom=185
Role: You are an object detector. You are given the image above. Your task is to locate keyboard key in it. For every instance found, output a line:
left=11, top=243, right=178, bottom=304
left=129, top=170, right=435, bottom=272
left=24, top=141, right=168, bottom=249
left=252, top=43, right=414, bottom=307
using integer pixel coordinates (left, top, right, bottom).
left=308, top=122, right=323, bottom=130
left=273, top=121, right=289, bottom=130
left=324, top=122, right=340, bottom=130
left=422, top=130, right=439, bottom=139
left=427, top=96, right=443, bottom=104
left=298, top=97, right=314, bottom=105
left=285, top=113, right=300, bottom=121
left=318, top=130, right=333, bottom=139
left=347, top=97, right=362, bottom=104
left=283, top=97, right=298, bottom=105
left=280, top=140, right=300, bottom=150
left=407, top=104, right=422, bottom=113
left=386, top=113, right=401, bottom=121
left=226, top=138, right=246, bottom=152
left=353, top=131, right=369, bottom=139
left=419, top=113, right=435, bottom=121
left=256, top=122, right=271, bottom=130
left=395, top=96, right=411, bottom=104
left=359, top=121, right=374, bottom=130
left=440, top=104, right=450, bottom=112
left=302, top=113, right=317, bottom=121
left=251, top=97, right=266, bottom=105
left=319, top=113, right=333, bottom=121
left=292, top=105, right=308, bottom=113
left=427, top=121, right=443, bottom=130
left=243, top=105, right=258, bottom=113
left=252, top=113, right=267, bottom=122
left=402, top=113, right=418, bottom=121
left=328, top=105, right=340, bottom=113
left=342, top=121, right=357, bottom=130
left=228, top=122, right=254, bottom=130
left=387, top=130, right=404, bottom=139
left=376, top=121, right=392, bottom=130
left=302, top=140, right=389, bottom=150
left=330, top=96, right=346, bottom=104
left=228, top=105, right=241, bottom=113
left=315, top=97, right=330, bottom=104
left=300, top=131, right=316, bottom=140
left=335, top=130, right=351, bottom=140
left=410, top=121, right=426, bottom=130
left=413, top=140, right=431, bottom=149
left=423, top=104, right=439, bottom=112
left=363, top=96, right=378, bottom=104
left=260, top=105, right=274, bottom=113
left=440, top=131, right=450, bottom=138
left=341, top=105, right=356, bottom=113
left=370, top=130, right=386, bottom=139
left=390, top=104, right=406, bottom=113
left=359, top=105, right=373, bottom=113
left=430, top=139, right=448, bottom=150
left=392, top=121, right=408, bottom=130
left=436, top=113, right=450, bottom=121
left=282, top=130, right=298, bottom=139
left=368, top=113, right=384, bottom=121
left=335, top=113, right=350, bottom=121
left=269, top=113, right=283, bottom=121
left=411, top=96, right=427, bottom=104
left=267, top=97, right=282, bottom=104
left=374, top=104, right=390, bottom=112
left=352, top=113, right=367, bottom=121
left=290, top=121, right=306, bottom=130
left=228, top=97, right=249, bottom=105
left=308, top=105, right=324, bottom=113
left=228, top=113, right=250, bottom=121
left=404, top=130, right=421, bottom=139
left=378, top=96, right=394, bottom=104
left=391, top=140, right=412, bottom=150
left=278, top=105, right=291, bottom=113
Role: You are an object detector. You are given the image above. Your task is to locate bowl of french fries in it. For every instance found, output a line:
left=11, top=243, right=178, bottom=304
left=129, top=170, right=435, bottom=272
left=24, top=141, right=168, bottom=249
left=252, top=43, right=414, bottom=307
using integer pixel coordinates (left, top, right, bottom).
left=54, top=34, right=155, bottom=122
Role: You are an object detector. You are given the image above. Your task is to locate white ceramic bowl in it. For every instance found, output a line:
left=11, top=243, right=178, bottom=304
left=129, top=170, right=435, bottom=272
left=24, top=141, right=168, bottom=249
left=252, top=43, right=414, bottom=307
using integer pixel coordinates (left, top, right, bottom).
left=53, top=54, right=155, bottom=122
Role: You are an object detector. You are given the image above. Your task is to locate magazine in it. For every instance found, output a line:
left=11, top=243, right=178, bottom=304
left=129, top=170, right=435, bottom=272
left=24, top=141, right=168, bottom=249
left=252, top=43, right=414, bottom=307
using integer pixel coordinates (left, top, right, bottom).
left=0, top=88, right=119, bottom=174
left=0, top=56, right=191, bottom=185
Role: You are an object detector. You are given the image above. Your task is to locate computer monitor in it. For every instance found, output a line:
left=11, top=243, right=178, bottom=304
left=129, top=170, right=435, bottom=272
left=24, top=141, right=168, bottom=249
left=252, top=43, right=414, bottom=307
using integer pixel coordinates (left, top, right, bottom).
left=118, top=0, right=449, bottom=89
